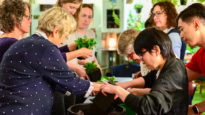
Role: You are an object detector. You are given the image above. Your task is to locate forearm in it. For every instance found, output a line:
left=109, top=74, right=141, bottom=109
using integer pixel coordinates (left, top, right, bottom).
left=66, top=50, right=81, bottom=61
left=68, top=43, right=77, bottom=51
left=115, top=86, right=130, bottom=102
left=197, top=100, right=205, bottom=112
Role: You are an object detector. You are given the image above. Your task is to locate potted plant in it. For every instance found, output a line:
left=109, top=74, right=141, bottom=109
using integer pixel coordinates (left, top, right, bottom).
left=134, top=4, right=143, bottom=13
left=84, top=61, right=102, bottom=82
left=75, top=35, right=96, bottom=59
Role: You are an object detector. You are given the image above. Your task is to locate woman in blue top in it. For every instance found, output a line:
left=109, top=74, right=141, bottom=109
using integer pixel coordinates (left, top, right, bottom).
left=0, top=7, right=101, bottom=115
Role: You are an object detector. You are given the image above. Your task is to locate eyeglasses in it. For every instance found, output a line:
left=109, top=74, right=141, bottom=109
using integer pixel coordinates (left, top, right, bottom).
left=151, top=11, right=165, bottom=18
left=127, top=52, right=134, bottom=60
left=138, top=50, right=147, bottom=61
left=24, top=14, right=32, bottom=20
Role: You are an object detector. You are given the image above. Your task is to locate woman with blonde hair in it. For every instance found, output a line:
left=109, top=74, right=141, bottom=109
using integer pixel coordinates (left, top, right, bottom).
left=0, top=7, right=101, bottom=115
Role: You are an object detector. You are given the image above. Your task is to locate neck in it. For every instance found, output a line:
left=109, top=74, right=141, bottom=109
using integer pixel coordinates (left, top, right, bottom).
left=0, top=27, right=24, bottom=39
left=159, top=58, right=167, bottom=71
left=199, top=28, right=205, bottom=49
left=77, top=28, right=87, bottom=34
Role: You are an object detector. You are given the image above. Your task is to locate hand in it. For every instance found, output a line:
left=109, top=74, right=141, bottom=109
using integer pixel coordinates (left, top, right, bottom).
left=188, top=105, right=195, bottom=115
left=75, top=66, right=90, bottom=80
left=78, top=59, right=88, bottom=66
left=100, top=82, right=119, bottom=99
left=133, top=71, right=142, bottom=79
left=78, top=48, right=92, bottom=58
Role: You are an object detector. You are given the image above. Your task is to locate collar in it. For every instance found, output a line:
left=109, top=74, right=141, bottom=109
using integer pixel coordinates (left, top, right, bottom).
left=163, top=27, right=174, bottom=33
left=35, top=30, right=48, bottom=39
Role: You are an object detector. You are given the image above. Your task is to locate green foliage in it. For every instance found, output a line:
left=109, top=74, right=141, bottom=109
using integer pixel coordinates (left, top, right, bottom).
left=84, top=61, right=98, bottom=74
left=98, top=75, right=116, bottom=84
left=186, top=46, right=200, bottom=54
left=152, top=0, right=179, bottom=5
left=127, top=11, right=145, bottom=31
left=197, top=0, right=205, bottom=3
left=112, top=11, right=120, bottom=26
left=75, top=35, right=96, bottom=49
left=134, top=4, right=143, bottom=9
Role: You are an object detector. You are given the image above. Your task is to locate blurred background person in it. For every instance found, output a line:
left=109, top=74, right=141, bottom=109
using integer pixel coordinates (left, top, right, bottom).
left=151, top=1, right=186, bottom=60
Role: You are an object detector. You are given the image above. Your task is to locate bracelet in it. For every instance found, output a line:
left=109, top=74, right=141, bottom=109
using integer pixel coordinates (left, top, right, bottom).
left=192, top=104, right=202, bottom=114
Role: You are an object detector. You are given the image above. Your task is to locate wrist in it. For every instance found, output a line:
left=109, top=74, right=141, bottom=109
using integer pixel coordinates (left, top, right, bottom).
left=192, top=104, right=202, bottom=114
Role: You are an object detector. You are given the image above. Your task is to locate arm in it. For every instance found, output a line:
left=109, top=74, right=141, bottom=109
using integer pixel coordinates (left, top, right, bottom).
left=115, top=77, right=145, bottom=89
left=127, top=88, right=151, bottom=96
left=186, top=67, right=201, bottom=81
left=65, top=48, right=93, bottom=61
left=188, top=100, right=205, bottom=114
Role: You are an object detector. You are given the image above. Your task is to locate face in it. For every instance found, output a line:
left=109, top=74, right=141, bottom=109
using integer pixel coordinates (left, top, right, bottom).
left=139, top=48, right=159, bottom=70
left=19, top=6, right=32, bottom=35
left=125, top=50, right=141, bottom=63
left=52, top=32, right=68, bottom=46
left=78, top=7, right=93, bottom=29
left=152, top=5, right=167, bottom=30
left=178, top=18, right=199, bottom=47
left=62, top=2, right=81, bottom=15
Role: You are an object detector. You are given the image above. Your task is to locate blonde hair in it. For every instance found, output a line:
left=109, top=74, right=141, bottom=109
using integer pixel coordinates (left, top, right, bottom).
left=37, top=7, right=76, bottom=38
left=117, top=29, right=140, bottom=55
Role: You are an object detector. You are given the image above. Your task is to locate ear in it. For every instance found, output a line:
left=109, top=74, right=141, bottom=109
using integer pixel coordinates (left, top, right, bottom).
left=153, top=45, right=161, bottom=56
left=193, top=18, right=200, bottom=31
left=52, top=26, right=59, bottom=38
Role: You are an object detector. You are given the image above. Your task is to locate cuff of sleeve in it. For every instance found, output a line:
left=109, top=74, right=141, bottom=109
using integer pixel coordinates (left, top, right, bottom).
left=84, top=82, right=93, bottom=98
left=61, top=45, right=70, bottom=52
left=61, top=53, right=67, bottom=62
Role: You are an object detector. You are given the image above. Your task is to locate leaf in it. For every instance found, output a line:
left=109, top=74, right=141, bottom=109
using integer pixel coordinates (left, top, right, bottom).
left=84, top=61, right=98, bottom=74
left=75, top=35, right=96, bottom=49
left=112, top=11, right=120, bottom=26
left=97, top=75, right=116, bottom=84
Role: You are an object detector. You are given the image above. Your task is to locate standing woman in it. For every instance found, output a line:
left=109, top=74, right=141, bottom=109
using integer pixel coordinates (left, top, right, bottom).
left=0, top=0, right=31, bottom=62
left=151, top=1, right=186, bottom=60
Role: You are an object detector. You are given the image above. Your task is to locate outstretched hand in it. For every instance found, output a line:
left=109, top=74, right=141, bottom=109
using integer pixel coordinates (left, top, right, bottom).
left=100, top=82, right=119, bottom=99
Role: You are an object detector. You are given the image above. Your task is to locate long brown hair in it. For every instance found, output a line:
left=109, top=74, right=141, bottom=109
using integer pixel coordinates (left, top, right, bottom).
left=151, top=1, right=178, bottom=28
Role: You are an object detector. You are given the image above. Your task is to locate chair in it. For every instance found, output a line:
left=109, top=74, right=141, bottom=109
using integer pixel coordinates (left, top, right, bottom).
left=109, top=63, right=140, bottom=77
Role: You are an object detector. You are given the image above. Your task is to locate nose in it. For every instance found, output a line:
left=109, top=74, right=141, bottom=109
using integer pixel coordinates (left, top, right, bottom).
left=180, top=32, right=184, bottom=40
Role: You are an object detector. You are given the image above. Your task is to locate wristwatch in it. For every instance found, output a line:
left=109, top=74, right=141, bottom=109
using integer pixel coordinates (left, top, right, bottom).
left=192, top=104, right=202, bottom=114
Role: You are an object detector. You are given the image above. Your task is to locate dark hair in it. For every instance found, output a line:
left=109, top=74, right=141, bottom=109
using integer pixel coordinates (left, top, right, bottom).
left=0, top=0, right=30, bottom=33
left=76, top=4, right=93, bottom=20
left=134, top=28, right=175, bottom=59
left=151, top=1, right=178, bottom=28
left=177, top=3, right=205, bottom=24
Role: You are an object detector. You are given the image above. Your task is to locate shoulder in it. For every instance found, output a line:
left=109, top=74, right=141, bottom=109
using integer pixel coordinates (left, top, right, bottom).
left=86, top=29, right=95, bottom=38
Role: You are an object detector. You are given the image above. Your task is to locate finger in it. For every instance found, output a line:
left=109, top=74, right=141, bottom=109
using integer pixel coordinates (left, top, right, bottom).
left=114, top=95, right=118, bottom=100
left=101, top=90, right=108, bottom=96
left=85, top=75, right=90, bottom=81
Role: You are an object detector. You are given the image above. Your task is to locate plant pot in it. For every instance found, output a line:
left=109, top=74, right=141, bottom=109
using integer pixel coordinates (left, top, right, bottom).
left=77, top=57, right=85, bottom=60
left=87, top=68, right=102, bottom=82
left=67, top=98, right=125, bottom=115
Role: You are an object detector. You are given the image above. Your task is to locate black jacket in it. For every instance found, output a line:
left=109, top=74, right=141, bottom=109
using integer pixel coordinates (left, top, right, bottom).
left=124, top=58, right=188, bottom=115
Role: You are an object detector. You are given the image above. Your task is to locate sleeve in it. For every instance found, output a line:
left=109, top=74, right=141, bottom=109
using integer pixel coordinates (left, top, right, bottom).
left=125, top=73, right=174, bottom=114
left=186, top=48, right=202, bottom=73
left=59, top=45, right=70, bottom=53
left=168, top=32, right=182, bottom=58
left=39, top=45, right=91, bottom=95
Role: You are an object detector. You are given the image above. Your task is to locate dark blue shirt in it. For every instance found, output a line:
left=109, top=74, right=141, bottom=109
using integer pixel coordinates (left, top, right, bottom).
left=0, top=34, right=90, bottom=115
left=0, top=37, right=18, bottom=62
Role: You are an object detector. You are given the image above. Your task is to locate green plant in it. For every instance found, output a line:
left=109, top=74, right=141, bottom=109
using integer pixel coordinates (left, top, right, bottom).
left=109, top=0, right=120, bottom=26
left=75, top=35, right=96, bottom=49
left=127, top=10, right=145, bottom=31
left=84, top=61, right=98, bottom=74
left=98, top=75, right=116, bottom=84
left=197, top=0, right=205, bottom=3
left=152, top=0, right=179, bottom=6
left=134, top=4, right=143, bottom=9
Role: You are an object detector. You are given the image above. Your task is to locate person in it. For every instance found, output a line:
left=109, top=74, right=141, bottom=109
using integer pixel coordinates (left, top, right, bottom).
left=145, top=16, right=154, bottom=29
left=55, top=0, right=82, bottom=20
left=65, top=4, right=101, bottom=79
left=177, top=3, right=205, bottom=115
left=101, top=28, right=188, bottom=114
left=0, top=7, right=102, bottom=115
left=0, top=0, right=31, bottom=62
left=151, top=1, right=186, bottom=60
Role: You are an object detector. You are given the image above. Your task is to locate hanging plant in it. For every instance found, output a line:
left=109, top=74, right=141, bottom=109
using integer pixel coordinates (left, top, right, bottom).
left=197, top=0, right=205, bottom=3
left=134, top=4, right=143, bottom=13
left=152, top=0, right=179, bottom=6
left=109, top=0, right=120, bottom=26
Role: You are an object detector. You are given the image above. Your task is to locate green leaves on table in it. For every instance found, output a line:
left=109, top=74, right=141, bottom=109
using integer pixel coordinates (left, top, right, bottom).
left=98, top=75, right=116, bottom=84
left=75, top=35, right=96, bottom=49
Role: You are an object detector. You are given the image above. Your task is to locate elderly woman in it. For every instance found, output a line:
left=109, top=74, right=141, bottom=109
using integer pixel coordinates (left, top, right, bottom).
left=0, top=7, right=101, bottom=115
left=151, top=1, right=186, bottom=60
left=101, top=28, right=188, bottom=114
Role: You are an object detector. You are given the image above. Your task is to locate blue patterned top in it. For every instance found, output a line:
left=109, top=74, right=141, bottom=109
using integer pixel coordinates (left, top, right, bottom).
left=0, top=34, right=91, bottom=115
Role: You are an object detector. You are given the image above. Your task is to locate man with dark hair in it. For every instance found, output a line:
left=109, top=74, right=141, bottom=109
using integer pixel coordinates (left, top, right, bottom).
left=177, top=3, right=205, bottom=114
